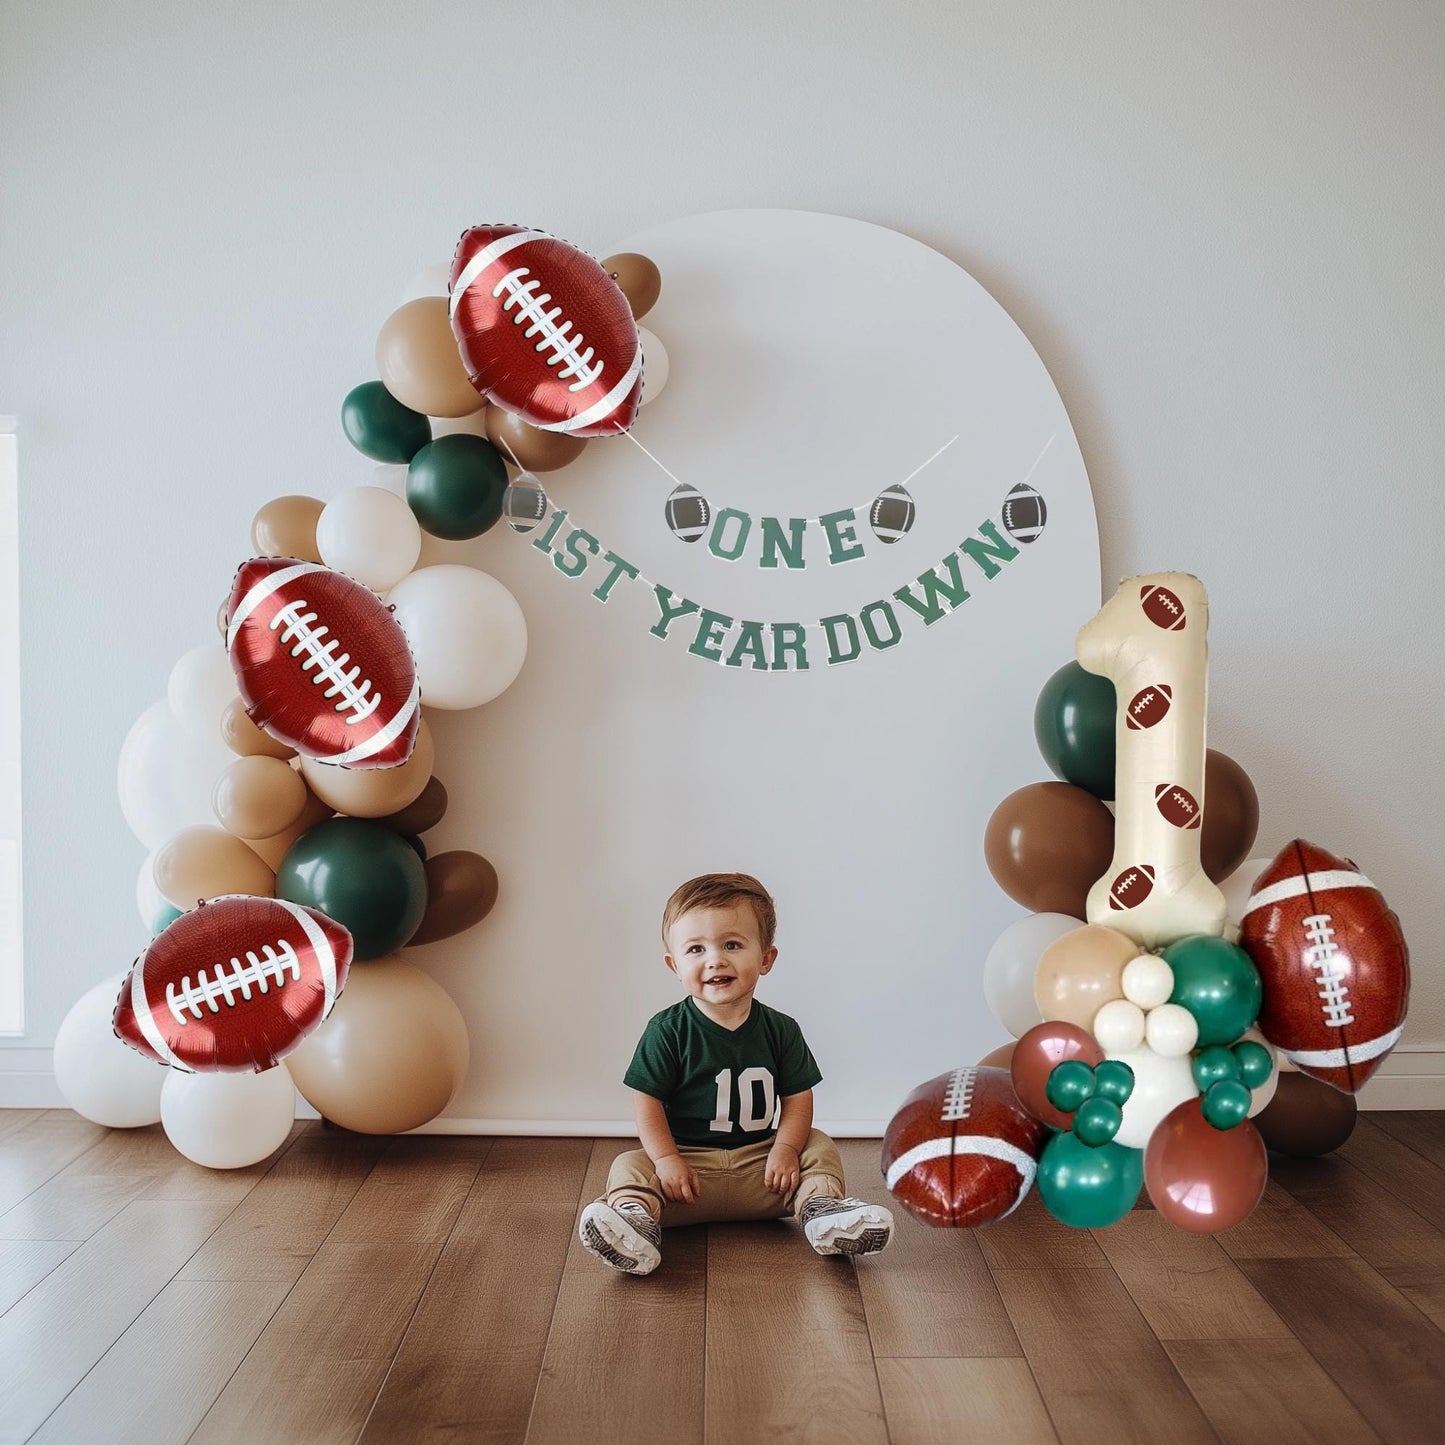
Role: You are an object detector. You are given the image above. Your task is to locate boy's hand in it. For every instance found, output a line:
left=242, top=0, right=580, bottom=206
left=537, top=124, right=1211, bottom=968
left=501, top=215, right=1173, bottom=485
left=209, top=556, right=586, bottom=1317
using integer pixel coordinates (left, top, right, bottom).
left=765, top=1141, right=801, bottom=1195
left=655, top=1153, right=700, bottom=1204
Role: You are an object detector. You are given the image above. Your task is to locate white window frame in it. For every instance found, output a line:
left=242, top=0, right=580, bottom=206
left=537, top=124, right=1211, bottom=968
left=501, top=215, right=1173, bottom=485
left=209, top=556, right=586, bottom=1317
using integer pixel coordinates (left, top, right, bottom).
left=0, top=419, right=21, bottom=1035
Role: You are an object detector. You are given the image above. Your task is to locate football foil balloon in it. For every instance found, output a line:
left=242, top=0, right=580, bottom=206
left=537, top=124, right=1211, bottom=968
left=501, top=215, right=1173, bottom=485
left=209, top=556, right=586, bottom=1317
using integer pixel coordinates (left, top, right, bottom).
left=226, top=557, right=420, bottom=769
left=1239, top=839, right=1409, bottom=1093
left=449, top=225, right=642, bottom=437
left=113, top=895, right=353, bottom=1072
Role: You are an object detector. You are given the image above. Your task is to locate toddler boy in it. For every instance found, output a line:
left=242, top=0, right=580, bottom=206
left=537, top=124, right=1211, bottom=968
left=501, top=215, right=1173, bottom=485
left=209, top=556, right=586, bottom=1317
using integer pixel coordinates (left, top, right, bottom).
left=578, top=872, right=893, bottom=1275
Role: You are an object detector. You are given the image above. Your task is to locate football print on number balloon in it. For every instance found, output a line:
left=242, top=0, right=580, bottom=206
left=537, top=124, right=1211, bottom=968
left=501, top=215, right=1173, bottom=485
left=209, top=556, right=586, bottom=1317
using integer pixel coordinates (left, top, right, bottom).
left=449, top=225, right=642, bottom=437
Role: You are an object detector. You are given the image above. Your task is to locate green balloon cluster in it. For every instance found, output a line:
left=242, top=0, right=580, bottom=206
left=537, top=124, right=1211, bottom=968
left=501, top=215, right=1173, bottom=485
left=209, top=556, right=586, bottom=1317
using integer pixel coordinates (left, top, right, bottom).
left=1044, top=1058, right=1135, bottom=1148
left=1163, top=934, right=1263, bottom=1046
left=342, top=381, right=432, bottom=464
left=1037, top=1132, right=1143, bottom=1227
left=1190, top=1038, right=1273, bottom=1131
left=1033, top=662, right=1118, bottom=801
left=407, top=435, right=509, bottom=540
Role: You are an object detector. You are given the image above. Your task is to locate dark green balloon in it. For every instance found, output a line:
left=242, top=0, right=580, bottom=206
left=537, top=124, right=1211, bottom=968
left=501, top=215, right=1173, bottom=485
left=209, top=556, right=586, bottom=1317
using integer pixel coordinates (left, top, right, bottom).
left=1073, top=1096, right=1123, bottom=1148
left=1037, top=1132, right=1143, bottom=1227
left=277, top=818, right=428, bottom=961
left=406, top=435, right=508, bottom=540
left=1091, top=1059, right=1135, bottom=1105
left=1202, top=1078, right=1253, bottom=1131
left=1192, top=1044, right=1242, bottom=1092
left=341, top=381, right=432, bottom=464
left=1233, top=1039, right=1274, bottom=1090
left=402, top=834, right=427, bottom=862
left=1034, top=661, right=1118, bottom=801
left=1046, top=1059, right=1096, bottom=1114
left=1163, top=934, right=1263, bottom=1047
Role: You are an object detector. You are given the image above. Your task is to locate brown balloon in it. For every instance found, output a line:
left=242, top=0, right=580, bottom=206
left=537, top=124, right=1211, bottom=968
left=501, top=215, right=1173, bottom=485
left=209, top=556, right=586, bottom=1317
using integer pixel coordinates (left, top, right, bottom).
left=286, top=955, right=469, bottom=1134
left=1252, top=1070, right=1358, bottom=1157
left=220, top=696, right=297, bottom=760
left=1202, top=749, right=1260, bottom=883
left=251, top=495, right=325, bottom=563
left=977, top=1041, right=1017, bottom=1069
left=1010, top=1020, right=1106, bottom=1130
left=983, top=781, right=1115, bottom=918
left=486, top=406, right=587, bottom=472
left=212, top=755, right=309, bottom=840
left=153, top=825, right=276, bottom=908
left=299, top=718, right=434, bottom=819
left=243, top=785, right=332, bottom=871
left=376, top=776, right=448, bottom=837
left=409, top=851, right=500, bottom=946
left=601, top=252, right=662, bottom=319
left=1145, top=1099, right=1268, bottom=1233
left=376, top=297, right=483, bottom=419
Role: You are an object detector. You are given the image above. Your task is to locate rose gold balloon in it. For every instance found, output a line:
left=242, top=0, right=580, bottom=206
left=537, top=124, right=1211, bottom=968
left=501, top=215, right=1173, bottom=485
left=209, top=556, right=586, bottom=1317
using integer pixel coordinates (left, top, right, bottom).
left=983, top=782, right=1115, bottom=918
left=212, top=755, right=309, bottom=840
left=485, top=406, right=586, bottom=472
left=376, top=297, right=483, bottom=419
left=153, top=825, right=276, bottom=908
left=1011, top=1020, right=1105, bottom=1130
left=1145, top=1098, right=1268, bottom=1233
left=1034, top=924, right=1137, bottom=1031
left=286, top=955, right=469, bottom=1133
left=243, top=786, right=332, bottom=871
left=298, top=718, right=434, bottom=818
left=221, top=696, right=297, bottom=760
left=1202, top=749, right=1260, bottom=883
left=251, top=496, right=325, bottom=563
left=977, top=1041, right=1018, bottom=1069
left=601, top=252, right=662, bottom=319
left=376, top=776, right=448, bottom=837
left=408, top=852, right=500, bottom=946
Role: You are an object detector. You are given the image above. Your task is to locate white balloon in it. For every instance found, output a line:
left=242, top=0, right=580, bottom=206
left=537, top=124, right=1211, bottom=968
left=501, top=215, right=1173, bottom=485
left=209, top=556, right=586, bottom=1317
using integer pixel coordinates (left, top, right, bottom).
left=430, top=410, right=491, bottom=440
left=135, top=850, right=179, bottom=933
left=118, top=699, right=235, bottom=852
left=637, top=326, right=670, bottom=406
left=1093, top=998, right=1146, bottom=1053
left=982, top=912, right=1082, bottom=1039
left=53, top=976, right=166, bottom=1128
left=400, top=261, right=451, bottom=304
left=1121, top=954, right=1175, bottom=1010
left=1241, top=1027, right=1281, bottom=1118
left=1145, top=1002, right=1200, bottom=1057
left=317, top=486, right=422, bottom=592
left=167, top=643, right=239, bottom=738
left=387, top=564, right=528, bottom=710
left=1107, top=1045, right=1199, bottom=1150
left=372, top=463, right=411, bottom=497
left=1220, top=855, right=1276, bottom=929
left=160, top=1066, right=296, bottom=1169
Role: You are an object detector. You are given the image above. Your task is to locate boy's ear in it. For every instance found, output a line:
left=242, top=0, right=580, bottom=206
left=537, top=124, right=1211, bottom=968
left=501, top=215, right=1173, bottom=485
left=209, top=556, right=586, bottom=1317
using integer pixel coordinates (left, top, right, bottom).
left=759, top=946, right=778, bottom=974
left=663, top=954, right=679, bottom=977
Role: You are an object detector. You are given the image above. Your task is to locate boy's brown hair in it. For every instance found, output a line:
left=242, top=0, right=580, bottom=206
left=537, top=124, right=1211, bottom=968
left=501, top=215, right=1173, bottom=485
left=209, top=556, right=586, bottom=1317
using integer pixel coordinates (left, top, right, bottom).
left=662, top=873, right=777, bottom=953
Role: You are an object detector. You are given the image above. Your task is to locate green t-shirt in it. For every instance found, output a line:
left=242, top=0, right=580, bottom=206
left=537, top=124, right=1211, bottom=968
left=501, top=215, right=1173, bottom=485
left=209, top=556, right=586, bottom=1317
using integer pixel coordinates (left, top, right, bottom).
left=623, top=998, right=823, bottom=1147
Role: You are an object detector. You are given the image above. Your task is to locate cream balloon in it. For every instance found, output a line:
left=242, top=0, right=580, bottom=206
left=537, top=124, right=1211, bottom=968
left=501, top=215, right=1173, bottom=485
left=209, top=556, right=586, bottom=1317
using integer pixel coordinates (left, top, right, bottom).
left=371, top=463, right=410, bottom=496
left=160, top=1067, right=296, bottom=1169
left=983, top=912, right=1083, bottom=1038
left=1220, top=855, right=1275, bottom=930
left=167, top=642, right=239, bottom=738
left=299, top=716, right=434, bottom=818
left=1121, top=953, right=1175, bottom=1010
left=316, top=486, right=422, bottom=592
left=135, top=849, right=177, bottom=933
left=53, top=977, right=166, bottom=1127
left=1034, top=924, right=1137, bottom=1031
left=118, top=699, right=236, bottom=851
left=387, top=565, right=528, bottom=710
left=1076, top=572, right=1227, bottom=948
left=1106, top=1045, right=1200, bottom=1150
left=1144, top=1002, right=1200, bottom=1057
left=153, top=824, right=276, bottom=908
left=1093, top=998, right=1146, bottom=1053
left=636, top=325, right=670, bottom=406
left=399, top=261, right=450, bottom=304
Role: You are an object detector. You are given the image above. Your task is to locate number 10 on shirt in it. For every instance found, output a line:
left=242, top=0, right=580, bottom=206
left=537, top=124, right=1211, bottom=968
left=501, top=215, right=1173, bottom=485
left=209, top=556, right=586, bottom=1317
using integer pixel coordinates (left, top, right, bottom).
left=709, top=1067, right=778, bottom=1133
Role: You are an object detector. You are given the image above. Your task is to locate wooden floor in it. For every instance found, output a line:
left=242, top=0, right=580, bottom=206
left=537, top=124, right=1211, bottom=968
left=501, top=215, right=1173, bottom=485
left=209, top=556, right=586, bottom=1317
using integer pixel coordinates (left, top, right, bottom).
left=3, top=1113, right=1445, bottom=1445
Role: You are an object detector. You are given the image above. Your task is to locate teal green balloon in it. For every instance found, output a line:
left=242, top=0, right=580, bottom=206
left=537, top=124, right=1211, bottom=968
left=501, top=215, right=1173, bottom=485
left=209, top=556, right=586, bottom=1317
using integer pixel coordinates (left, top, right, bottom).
left=1073, top=1097, right=1123, bottom=1148
left=341, top=381, right=431, bottom=464
left=1191, top=1044, right=1242, bottom=1093
left=1091, top=1059, right=1135, bottom=1105
left=1037, top=1132, right=1143, bottom=1227
left=406, top=435, right=508, bottom=540
left=1163, top=934, right=1263, bottom=1046
left=1233, top=1039, right=1274, bottom=1090
left=277, top=818, right=427, bottom=960
left=150, top=902, right=183, bottom=935
left=1033, top=662, right=1117, bottom=801
left=1202, top=1079, right=1252, bottom=1131
left=1046, top=1059, right=1096, bottom=1114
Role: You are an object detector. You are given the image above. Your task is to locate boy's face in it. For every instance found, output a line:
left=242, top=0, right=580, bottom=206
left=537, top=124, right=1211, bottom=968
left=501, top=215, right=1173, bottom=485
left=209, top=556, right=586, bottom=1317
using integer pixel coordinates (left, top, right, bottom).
left=664, top=902, right=777, bottom=1010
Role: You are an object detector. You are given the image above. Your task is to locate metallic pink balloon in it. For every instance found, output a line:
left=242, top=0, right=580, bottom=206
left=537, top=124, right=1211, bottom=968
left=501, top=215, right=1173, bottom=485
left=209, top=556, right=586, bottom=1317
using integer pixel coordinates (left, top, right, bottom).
left=1145, top=1097, right=1267, bottom=1233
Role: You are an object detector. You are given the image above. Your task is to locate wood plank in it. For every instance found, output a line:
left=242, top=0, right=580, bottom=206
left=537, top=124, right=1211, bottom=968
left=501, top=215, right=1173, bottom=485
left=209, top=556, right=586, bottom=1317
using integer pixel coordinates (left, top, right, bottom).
left=1215, top=1180, right=1354, bottom=1260
left=1236, top=1255, right=1445, bottom=1445
left=0, top=1108, right=43, bottom=1142
left=1338, top=1117, right=1445, bottom=1232
left=975, top=1192, right=1111, bottom=1270
left=838, top=1139, right=1019, bottom=1358
left=0, top=1111, right=107, bottom=1213
left=359, top=1137, right=592, bottom=1445
left=877, top=1357, right=1058, bottom=1445
left=0, top=1198, right=239, bottom=1445
left=1162, top=1338, right=1381, bottom=1445
left=1369, top=1110, right=1445, bottom=1171
left=991, top=1266, right=1218, bottom=1445
left=1092, top=1209, right=1290, bottom=1341
left=524, top=1139, right=706, bottom=1445
left=0, top=1237, right=80, bottom=1314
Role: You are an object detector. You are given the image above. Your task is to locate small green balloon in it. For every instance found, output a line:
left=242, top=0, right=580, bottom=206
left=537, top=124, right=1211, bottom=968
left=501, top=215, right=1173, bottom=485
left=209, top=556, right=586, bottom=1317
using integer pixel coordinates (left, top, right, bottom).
left=1091, top=1059, right=1135, bottom=1105
left=1202, top=1078, right=1253, bottom=1131
left=342, top=381, right=432, bottom=464
left=1162, top=934, right=1263, bottom=1046
left=1073, top=1096, right=1123, bottom=1147
left=1037, top=1132, right=1143, bottom=1227
left=1046, top=1058, right=1097, bottom=1114
left=406, top=435, right=509, bottom=540
left=1233, top=1039, right=1274, bottom=1089
left=1033, top=661, right=1118, bottom=801
left=277, top=817, right=428, bottom=960
left=1192, top=1044, right=1242, bottom=1092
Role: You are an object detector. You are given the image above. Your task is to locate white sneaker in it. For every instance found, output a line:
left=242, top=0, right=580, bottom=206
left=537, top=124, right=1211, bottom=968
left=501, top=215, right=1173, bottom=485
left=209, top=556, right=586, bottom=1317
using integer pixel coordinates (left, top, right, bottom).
left=799, top=1196, right=894, bottom=1257
left=578, top=1200, right=663, bottom=1275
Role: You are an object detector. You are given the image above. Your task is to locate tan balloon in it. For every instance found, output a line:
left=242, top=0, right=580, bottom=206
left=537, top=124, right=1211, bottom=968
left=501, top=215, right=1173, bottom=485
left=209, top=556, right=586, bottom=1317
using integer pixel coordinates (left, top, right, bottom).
left=286, top=956, right=469, bottom=1134
left=212, top=755, right=309, bottom=840
left=376, top=776, right=448, bottom=836
left=220, top=697, right=296, bottom=760
left=243, top=786, right=332, bottom=871
left=408, top=852, right=500, bottom=946
left=376, top=297, right=483, bottom=419
left=298, top=717, right=434, bottom=818
left=1034, top=924, right=1138, bottom=1031
left=602, top=252, right=662, bottom=319
left=153, top=825, right=276, bottom=908
left=977, top=1041, right=1018, bottom=1070
left=251, top=495, right=325, bottom=563
left=486, top=406, right=586, bottom=472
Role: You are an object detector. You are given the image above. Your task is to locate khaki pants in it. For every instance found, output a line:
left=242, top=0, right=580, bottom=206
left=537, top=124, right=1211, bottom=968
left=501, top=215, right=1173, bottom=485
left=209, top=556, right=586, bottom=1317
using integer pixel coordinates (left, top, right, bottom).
left=604, top=1128, right=846, bottom=1227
